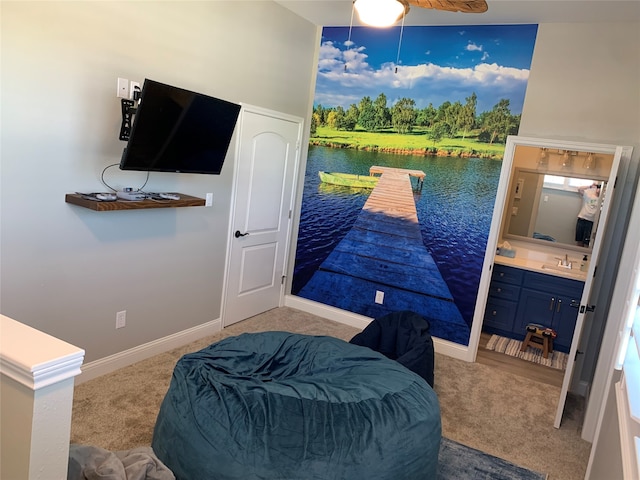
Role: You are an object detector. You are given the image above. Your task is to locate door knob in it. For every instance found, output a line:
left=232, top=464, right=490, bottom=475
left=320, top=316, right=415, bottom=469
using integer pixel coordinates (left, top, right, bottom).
left=234, top=230, right=249, bottom=238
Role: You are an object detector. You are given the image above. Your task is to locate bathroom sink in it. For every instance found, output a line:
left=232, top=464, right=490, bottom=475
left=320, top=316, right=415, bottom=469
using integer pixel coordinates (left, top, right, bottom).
left=541, top=264, right=586, bottom=279
left=541, top=263, right=571, bottom=272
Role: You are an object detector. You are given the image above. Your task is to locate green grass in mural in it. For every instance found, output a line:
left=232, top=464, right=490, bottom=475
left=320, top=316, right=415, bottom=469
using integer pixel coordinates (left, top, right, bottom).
left=310, top=126, right=506, bottom=159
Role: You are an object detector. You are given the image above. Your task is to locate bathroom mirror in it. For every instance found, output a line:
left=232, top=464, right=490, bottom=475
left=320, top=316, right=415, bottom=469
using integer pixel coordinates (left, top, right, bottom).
left=504, top=170, right=607, bottom=251
left=500, top=143, right=614, bottom=253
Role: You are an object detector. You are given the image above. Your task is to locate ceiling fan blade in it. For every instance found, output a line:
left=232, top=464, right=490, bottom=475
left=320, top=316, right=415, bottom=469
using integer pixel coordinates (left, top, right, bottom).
left=406, top=0, right=488, bottom=14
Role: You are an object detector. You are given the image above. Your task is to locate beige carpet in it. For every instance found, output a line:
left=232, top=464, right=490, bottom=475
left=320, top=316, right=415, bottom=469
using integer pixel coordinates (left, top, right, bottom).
left=71, top=307, right=591, bottom=480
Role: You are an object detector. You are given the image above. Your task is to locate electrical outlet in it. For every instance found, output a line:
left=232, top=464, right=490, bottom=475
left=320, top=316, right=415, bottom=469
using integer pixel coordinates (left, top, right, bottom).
left=375, top=290, right=384, bottom=304
left=116, top=310, right=126, bottom=329
left=117, top=78, right=129, bottom=99
left=129, top=80, right=140, bottom=100
left=205, top=193, right=213, bottom=207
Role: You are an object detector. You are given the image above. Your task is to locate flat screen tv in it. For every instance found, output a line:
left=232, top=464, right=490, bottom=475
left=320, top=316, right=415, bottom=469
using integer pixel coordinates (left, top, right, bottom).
left=119, top=79, right=241, bottom=174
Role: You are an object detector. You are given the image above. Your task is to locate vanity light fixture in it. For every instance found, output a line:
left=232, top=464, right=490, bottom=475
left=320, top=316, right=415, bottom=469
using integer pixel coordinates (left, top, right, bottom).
left=538, top=148, right=548, bottom=167
left=584, top=153, right=596, bottom=170
left=561, top=150, right=573, bottom=169
left=354, top=0, right=408, bottom=27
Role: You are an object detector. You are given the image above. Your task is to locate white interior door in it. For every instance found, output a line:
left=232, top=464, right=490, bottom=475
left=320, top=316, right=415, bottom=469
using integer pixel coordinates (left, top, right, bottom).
left=223, top=105, right=302, bottom=326
left=554, top=145, right=628, bottom=427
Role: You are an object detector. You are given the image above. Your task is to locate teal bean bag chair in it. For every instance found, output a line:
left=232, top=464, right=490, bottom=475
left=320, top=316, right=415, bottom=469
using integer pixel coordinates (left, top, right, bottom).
left=152, top=332, right=441, bottom=480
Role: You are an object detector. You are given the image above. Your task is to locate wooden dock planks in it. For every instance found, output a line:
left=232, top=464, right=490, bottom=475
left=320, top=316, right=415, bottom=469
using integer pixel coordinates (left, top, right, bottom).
left=298, top=167, right=470, bottom=345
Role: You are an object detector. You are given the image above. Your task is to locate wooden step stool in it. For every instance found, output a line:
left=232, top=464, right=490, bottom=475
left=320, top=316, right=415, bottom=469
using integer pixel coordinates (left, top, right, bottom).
left=521, top=324, right=556, bottom=359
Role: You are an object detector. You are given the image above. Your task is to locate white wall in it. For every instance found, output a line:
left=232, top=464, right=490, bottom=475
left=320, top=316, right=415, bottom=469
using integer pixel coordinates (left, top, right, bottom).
left=521, top=23, right=639, bottom=145
left=0, top=1, right=318, bottom=362
left=519, top=22, right=640, bottom=394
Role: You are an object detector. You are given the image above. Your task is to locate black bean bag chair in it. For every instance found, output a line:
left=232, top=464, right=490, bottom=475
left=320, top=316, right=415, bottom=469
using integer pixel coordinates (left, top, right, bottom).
left=349, top=310, right=435, bottom=387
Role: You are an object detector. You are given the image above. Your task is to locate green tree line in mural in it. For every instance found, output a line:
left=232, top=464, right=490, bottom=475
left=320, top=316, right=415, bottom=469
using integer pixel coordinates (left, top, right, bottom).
left=310, top=92, right=520, bottom=159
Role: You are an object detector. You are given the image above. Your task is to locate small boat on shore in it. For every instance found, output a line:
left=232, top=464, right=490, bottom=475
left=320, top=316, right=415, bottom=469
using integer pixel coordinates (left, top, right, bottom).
left=318, top=171, right=379, bottom=189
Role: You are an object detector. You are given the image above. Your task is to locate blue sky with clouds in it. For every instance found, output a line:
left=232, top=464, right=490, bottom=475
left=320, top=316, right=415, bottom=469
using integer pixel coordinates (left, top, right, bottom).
left=315, top=24, right=538, bottom=115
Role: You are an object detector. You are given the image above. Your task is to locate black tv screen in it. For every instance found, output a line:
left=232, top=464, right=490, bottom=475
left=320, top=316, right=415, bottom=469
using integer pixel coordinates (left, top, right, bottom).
left=119, top=79, right=241, bottom=174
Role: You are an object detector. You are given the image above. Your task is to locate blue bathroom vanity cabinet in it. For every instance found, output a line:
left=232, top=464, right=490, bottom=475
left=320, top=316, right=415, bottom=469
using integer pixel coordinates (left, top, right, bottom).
left=484, top=264, right=584, bottom=353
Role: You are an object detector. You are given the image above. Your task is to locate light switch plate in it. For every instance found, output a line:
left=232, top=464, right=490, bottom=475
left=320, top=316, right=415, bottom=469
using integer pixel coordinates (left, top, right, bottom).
left=117, top=78, right=129, bottom=99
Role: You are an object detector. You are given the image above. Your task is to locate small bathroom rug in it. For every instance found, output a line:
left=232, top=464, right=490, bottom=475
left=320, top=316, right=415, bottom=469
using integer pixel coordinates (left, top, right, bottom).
left=485, top=334, right=568, bottom=371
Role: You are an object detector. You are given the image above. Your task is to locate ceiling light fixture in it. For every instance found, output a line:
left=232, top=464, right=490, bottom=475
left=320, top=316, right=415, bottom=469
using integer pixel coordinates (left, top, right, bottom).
left=354, top=0, right=409, bottom=27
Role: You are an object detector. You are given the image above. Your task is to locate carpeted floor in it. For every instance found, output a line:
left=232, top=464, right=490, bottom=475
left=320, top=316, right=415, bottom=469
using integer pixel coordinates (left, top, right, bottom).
left=71, top=307, right=591, bottom=479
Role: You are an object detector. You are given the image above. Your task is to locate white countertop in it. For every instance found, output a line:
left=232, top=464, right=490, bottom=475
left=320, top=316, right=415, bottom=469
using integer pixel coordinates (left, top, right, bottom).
left=494, top=241, right=588, bottom=282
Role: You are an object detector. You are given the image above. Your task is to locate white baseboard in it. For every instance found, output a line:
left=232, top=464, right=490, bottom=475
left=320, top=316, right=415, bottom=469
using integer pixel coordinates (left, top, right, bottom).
left=284, top=295, right=473, bottom=362
left=573, top=380, right=591, bottom=398
left=78, top=300, right=479, bottom=385
left=284, top=295, right=372, bottom=329
left=433, top=337, right=474, bottom=362
left=76, top=318, right=222, bottom=384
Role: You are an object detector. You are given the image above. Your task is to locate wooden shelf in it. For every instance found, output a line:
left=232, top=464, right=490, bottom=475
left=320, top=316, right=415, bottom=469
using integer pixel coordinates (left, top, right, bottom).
left=65, top=193, right=205, bottom=211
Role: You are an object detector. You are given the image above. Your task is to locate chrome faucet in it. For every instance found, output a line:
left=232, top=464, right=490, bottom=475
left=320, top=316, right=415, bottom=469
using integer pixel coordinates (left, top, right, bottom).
left=555, top=254, right=572, bottom=269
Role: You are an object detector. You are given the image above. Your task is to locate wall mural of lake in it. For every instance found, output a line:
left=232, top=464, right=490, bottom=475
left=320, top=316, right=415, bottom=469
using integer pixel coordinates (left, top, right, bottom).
left=293, top=25, right=538, bottom=346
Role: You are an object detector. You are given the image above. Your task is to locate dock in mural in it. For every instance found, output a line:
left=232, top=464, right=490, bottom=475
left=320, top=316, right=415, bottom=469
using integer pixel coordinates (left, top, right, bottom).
left=298, top=166, right=470, bottom=344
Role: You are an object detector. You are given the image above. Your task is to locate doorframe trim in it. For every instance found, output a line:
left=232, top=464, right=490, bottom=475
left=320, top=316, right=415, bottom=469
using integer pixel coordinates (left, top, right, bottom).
left=486, top=136, right=628, bottom=428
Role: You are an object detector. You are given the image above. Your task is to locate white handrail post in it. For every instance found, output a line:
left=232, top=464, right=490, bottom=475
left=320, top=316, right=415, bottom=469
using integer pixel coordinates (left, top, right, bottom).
left=1, top=315, right=84, bottom=479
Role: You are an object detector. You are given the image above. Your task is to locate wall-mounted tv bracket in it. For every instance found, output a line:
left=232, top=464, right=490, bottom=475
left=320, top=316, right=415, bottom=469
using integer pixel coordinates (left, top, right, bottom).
left=119, top=99, right=137, bottom=141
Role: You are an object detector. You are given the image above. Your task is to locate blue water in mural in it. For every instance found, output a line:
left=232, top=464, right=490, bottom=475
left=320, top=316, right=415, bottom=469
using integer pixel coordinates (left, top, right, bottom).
left=293, top=145, right=502, bottom=328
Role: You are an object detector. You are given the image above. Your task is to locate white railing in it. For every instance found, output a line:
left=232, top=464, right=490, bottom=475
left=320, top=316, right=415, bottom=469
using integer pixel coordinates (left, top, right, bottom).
left=0, top=314, right=84, bottom=479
